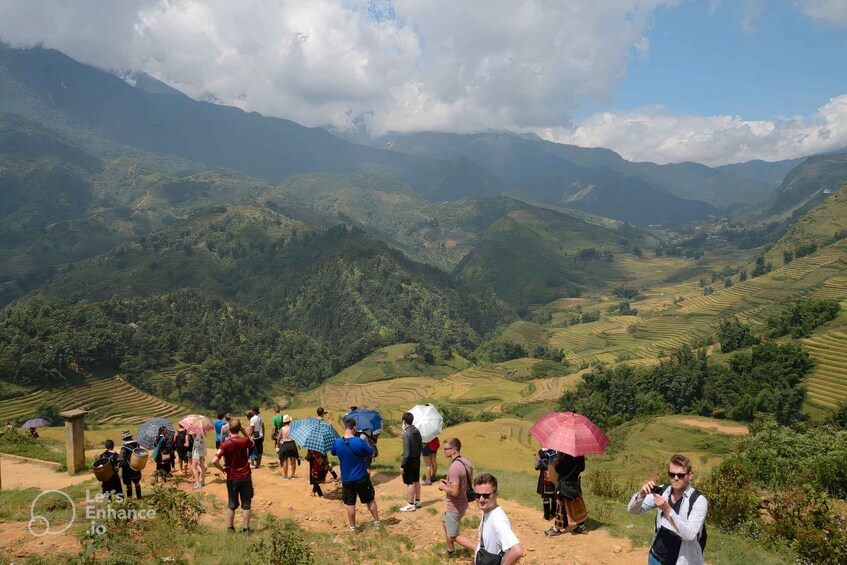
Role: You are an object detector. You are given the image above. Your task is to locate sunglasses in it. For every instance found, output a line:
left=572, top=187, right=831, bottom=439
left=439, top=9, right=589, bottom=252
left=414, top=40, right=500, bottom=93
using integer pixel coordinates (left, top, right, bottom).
left=474, top=491, right=496, bottom=500
left=668, top=471, right=688, bottom=479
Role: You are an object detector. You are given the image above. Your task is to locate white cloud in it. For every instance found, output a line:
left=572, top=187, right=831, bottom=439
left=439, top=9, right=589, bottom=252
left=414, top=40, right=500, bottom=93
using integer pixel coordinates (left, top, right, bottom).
left=546, top=95, right=847, bottom=166
left=0, top=0, right=844, bottom=166
left=0, top=0, right=672, bottom=135
left=796, top=0, right=847, bottom=28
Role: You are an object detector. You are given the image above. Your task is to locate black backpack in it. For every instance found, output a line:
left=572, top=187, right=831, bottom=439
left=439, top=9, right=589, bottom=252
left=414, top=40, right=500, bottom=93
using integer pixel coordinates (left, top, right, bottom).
left=688, top=489, right=707, bottom=552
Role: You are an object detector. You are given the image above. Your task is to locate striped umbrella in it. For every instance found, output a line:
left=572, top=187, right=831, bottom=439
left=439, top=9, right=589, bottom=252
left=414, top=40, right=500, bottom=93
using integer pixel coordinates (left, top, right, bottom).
left=288, top=418, right=340, bottom=453
left=529, top=412, right=609, bottom=457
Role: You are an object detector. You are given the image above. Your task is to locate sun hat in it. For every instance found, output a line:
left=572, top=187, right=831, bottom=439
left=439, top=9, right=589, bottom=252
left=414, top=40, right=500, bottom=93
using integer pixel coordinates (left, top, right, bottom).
left=283, top=414, right=292, bottom=423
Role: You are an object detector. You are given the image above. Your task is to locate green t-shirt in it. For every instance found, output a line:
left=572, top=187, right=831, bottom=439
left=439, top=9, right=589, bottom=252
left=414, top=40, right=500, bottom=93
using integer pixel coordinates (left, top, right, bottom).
left=272, top=414, right=283, bottom=433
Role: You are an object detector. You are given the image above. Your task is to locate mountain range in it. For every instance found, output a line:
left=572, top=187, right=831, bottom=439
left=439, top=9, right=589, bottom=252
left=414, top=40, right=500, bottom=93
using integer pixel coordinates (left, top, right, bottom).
left=4, top=43, right=838, bottom=226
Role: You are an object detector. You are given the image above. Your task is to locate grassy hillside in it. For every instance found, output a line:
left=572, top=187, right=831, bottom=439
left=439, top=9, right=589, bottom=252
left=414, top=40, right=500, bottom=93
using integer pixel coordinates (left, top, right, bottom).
left=454, top=208, right=628, bottom=310
left=539, top=239, right=847, bottom=408
left=762, top=183, right=847, bottom=269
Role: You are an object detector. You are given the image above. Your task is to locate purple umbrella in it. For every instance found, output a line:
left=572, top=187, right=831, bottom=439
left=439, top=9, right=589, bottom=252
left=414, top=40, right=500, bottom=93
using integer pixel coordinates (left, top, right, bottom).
left=22, top=418, right=51, bottom=428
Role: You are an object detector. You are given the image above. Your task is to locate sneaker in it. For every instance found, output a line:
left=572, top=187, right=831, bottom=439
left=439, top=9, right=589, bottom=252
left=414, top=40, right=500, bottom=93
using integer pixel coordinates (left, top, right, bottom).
left=399, top=503, right=417, bottom=512
left=241, top=528, right=250, bottom=535
left=227, top=527, right=235, bottom=534
left=422, top=480, right=433, bottom=486
left=572, top=524, right=588, bottom=535
left=414, top=500, right=422, bottom=508
left=191, top=483, right=203, bottom=490
left=348, top=526, right=358, bottom=532
left=545, top=527, right=563, bottom=537
left=371, top=520, right=380, bottom=528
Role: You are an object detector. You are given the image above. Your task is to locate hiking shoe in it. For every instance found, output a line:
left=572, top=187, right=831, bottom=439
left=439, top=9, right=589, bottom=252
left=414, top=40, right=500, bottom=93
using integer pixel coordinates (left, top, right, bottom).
left=241, top=528, right=250, bottom=535
left=414, top=500, right=422, bottom=508
left=545, top=527, right=563, bottom=537
left=572, top=524, right=589, bottom=535
left=399, top=503, right=417, bottom=512
left=348, top=526, right=358, bottom=532
left=371, top=520, right=381, bottom=528
left=227, top=527, right=236, bottom=534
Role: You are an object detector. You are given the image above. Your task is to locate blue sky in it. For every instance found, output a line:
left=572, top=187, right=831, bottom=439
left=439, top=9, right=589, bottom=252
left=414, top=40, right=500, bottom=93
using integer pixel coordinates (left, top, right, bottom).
left=1, top=0, right=847, bottom=166
left=595, top=1, right=847, bottom=122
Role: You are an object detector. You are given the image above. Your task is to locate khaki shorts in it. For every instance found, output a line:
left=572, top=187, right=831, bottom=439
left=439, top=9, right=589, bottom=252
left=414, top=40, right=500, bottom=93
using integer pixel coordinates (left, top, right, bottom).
left=443, top=511, right=464, bottom=538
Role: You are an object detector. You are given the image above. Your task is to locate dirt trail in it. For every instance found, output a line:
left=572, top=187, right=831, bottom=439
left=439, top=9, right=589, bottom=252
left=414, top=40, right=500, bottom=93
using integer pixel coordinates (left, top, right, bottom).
left=0, top=454, right=92, bottom=490
left=671, top=418, right=749, bottom=436
left=1, top=457, right=648, bottom=563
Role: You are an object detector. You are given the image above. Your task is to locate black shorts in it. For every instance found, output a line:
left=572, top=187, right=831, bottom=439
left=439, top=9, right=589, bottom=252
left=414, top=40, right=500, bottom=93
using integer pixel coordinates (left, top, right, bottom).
left=278, top=441, right=298, bottom=460
left=422, top=445, right=434, bottom=456
left=402, top=457, right=421, bottom=485
left=342, top=477, right=375, bottom=505
left=226, top=478, right=254, bottom=510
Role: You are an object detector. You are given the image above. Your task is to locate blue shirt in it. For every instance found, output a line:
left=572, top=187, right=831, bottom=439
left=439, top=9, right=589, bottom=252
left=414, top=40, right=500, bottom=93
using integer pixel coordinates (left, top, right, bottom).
left=213, top=419, right=225, bottom=442
left=331, top=436, right=374, bottom=483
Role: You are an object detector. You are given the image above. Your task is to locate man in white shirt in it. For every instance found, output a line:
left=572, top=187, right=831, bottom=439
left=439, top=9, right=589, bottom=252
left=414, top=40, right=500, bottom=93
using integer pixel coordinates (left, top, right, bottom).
left=627, top=453, right=708, bottom=565
left=473, top=473, right=525, bottom=565
left=247, top=406, right=264, bottom=469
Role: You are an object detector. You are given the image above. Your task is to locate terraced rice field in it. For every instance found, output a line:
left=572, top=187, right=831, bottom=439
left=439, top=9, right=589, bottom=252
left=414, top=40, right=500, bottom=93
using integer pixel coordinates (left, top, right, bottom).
left=548, top=242, right=847, bottom=396
left=297, top=359, right=577, bottom=420
left=0, top=376, right=185, bottom=424
left=802, top=329, right=847, bottom=408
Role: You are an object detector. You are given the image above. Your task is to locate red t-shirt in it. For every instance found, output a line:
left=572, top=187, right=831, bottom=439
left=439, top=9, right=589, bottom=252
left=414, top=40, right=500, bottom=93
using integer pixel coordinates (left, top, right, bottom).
left=216, top=436, right=253, bottom=481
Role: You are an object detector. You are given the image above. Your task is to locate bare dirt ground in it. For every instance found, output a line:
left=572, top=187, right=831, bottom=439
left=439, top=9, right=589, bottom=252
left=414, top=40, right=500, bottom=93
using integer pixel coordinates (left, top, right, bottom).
left=1, top=456, right=648, bottom=563
left=671, top=417, right=749, bottom=436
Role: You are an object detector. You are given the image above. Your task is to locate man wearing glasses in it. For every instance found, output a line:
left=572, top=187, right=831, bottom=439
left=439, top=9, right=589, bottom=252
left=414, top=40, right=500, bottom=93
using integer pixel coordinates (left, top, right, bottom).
left=473, top=473, right=525, bottom=565
left=627, top=454, right=708, bottom=565
left=437, top=438, right=475, bottom=558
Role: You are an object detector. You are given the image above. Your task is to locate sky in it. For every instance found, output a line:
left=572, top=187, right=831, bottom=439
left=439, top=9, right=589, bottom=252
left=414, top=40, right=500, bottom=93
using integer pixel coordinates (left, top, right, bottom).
left=1, top=0, right=846, bottom=166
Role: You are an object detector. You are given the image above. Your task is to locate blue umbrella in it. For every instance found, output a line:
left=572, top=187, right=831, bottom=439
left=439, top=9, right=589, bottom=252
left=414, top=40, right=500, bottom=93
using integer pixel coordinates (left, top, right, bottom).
left=342, top=409, right=383, bottom=435
left=289, top=418, right=340, bottom=453
left=22, top=418, right=51, bottom=428
left=136, top=418, right=175, bottom=449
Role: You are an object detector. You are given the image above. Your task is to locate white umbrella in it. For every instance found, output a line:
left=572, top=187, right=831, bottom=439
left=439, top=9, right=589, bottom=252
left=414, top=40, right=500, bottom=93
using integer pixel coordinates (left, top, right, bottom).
left=408, top=404, right=443, bottom=443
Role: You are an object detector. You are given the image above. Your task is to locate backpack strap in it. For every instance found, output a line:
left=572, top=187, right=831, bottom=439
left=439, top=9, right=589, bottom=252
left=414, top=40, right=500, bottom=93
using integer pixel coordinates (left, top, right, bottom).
left=687, top=489, right=701, bottom=518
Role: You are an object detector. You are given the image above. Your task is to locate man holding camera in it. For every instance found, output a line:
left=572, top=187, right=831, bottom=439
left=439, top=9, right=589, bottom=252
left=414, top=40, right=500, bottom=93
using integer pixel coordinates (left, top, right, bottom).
left=627, top=454, right=708, bottom=565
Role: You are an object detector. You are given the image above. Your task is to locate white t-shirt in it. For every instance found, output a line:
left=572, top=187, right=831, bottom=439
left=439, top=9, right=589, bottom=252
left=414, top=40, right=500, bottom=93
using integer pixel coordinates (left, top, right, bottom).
left=250, top=414, right=263, bottom=439
left=477, top=506, right=520, bottom=557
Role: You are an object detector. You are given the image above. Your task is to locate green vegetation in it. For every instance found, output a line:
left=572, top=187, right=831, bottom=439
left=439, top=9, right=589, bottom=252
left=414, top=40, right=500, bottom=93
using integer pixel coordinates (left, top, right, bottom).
left=0, top=429, right=66, bottom=464
left=765, top=297, right=841, bottom=338
left=559, top=342, right=811, bottom=428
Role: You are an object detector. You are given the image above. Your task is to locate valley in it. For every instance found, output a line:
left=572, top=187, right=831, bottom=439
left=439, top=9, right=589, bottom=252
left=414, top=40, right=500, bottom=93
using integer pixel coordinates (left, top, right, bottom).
left=2, top=43, right=847, bottom=564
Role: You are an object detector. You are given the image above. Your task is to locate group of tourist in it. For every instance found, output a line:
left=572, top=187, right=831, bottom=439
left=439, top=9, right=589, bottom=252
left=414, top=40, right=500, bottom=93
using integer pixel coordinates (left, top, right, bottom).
left=92, top=404, right=708, bottom=564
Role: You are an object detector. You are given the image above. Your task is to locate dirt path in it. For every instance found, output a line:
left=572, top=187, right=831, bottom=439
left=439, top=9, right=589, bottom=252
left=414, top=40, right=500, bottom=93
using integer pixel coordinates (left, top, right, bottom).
left=1, top=457, right=648, bottom=563
left=0, top=454, right=93, bottom=490
left=671, top=417, right=749, bottom=436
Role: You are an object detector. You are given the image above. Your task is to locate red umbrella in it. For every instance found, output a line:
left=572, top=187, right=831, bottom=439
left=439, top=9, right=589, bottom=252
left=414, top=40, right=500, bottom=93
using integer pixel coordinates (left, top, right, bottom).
left=529, top=412, right=609, bottom=456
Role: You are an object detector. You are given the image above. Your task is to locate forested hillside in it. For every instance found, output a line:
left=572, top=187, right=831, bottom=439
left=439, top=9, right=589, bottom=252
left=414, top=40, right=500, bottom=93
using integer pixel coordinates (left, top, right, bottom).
left=0, top=290, right=332, bottom=409
left=36, top=206, right=513, bottom=363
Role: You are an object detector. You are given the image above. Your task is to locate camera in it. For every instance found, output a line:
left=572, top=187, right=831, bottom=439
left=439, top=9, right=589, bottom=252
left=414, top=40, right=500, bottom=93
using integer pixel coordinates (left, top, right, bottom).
left=650, top=484, right=665, bottom=494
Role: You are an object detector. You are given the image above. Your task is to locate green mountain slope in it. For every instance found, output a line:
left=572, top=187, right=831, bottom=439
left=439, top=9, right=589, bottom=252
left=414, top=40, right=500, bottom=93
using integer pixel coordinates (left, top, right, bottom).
left=453, top=207, right=627, bottom=310
left=0, top=44, right=500, bottom=202
left=766, top=153, right=847, bottom=218
left=39, top=205, right=513, bottom=358
left=763, top=183, right=847, bottom=268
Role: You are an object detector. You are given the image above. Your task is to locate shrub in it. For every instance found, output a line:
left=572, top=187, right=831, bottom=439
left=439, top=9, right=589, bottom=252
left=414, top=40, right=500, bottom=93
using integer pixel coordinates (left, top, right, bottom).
left=815, top=450, right=847, bottom=498
left=698, top=460, right=759, bottom=532
left=765, top=485, right=847, bottom=564
left=146, top=481, right=205, bottom=531
left=585, top=469, right=626, bottom=500
left=250, top=518, right=315, bottom=565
